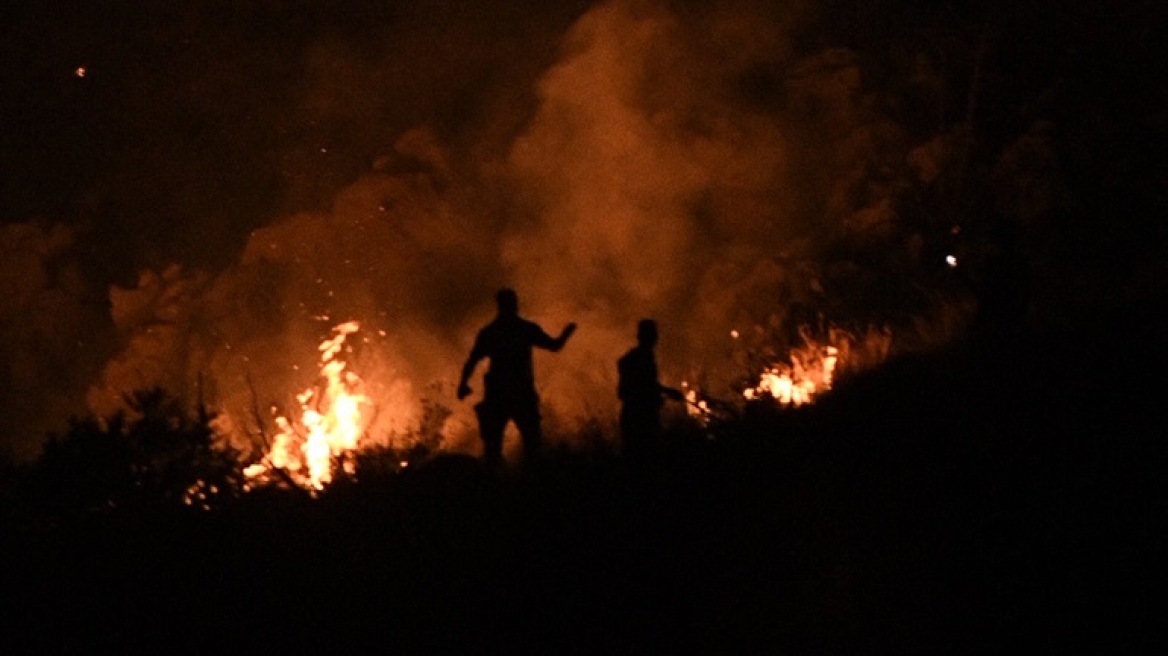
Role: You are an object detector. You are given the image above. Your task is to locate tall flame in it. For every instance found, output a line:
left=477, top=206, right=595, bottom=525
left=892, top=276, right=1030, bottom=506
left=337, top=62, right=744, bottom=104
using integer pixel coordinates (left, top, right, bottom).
left=245, top=321, right=371, bottom=489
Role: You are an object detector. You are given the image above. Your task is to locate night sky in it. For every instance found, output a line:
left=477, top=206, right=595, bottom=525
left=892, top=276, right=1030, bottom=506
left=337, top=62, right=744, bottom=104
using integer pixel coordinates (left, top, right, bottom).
left=2, top=0, right=1166, bottom=458
left=2, top=0, right=591, bottom=273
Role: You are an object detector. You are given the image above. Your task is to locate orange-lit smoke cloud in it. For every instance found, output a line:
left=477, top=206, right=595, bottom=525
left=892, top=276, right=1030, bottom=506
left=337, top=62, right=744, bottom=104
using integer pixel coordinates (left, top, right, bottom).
left=6, top=0, right=918, bottom=456
left=502, top=0, right=803, bottom=418
left=1, top=223, right=113, bottom=459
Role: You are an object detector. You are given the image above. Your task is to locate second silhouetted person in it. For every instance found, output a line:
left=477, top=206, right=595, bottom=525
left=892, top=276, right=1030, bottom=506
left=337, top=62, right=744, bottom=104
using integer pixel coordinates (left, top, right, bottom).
left=618, top=319, right=683, bottom=462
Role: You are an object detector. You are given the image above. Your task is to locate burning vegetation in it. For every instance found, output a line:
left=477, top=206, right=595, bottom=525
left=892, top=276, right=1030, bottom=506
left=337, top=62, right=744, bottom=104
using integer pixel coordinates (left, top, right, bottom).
left=237, top=316, right=881, bottom=491
left=244, top=321, right=372, bottom=489
left=743, top=344, right=838, bottom=407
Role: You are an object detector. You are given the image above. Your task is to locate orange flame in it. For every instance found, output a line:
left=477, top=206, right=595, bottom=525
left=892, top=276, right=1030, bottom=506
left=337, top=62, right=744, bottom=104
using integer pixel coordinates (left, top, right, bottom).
left=744, top=344, right=838, bottom=406
left=245, top=321, right=371, bottom=489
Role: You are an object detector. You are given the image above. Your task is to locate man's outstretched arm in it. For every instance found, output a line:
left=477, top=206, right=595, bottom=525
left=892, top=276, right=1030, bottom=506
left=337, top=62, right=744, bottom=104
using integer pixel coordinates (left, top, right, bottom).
left=532, top=321, right=578, bottom=352
left=545, top=322, right=578, bottom=352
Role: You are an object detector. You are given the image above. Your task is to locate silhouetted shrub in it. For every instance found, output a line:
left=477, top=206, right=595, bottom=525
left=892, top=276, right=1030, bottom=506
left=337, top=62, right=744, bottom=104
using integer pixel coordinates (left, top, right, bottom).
left=34, top=387, right=243, bottom=516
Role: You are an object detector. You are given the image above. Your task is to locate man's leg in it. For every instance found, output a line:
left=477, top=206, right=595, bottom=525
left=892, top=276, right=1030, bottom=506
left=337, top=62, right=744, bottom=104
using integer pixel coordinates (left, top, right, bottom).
left=475, top=402, right=506, bottom=469
left=620, top=403, right=658, bottom=464
left=513, top=399, right=543, bottom=463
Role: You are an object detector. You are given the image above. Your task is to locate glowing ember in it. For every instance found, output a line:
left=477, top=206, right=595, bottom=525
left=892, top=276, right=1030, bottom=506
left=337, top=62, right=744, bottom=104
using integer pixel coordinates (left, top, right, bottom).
left=183, top=480, right=220, bottom=510
left=680, top=382, right=711, bottom=424
left=247, top=321, right=372, bottom=490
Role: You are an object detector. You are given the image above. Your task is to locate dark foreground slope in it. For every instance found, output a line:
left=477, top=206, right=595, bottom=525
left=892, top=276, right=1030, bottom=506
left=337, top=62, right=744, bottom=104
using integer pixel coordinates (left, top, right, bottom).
left=2, top=305, right=1164, bottom=654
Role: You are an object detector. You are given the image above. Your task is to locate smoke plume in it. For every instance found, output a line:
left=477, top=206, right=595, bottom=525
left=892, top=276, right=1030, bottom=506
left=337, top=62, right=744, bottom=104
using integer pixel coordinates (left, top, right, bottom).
left=0, top=0, right=910, bottom=455
left=13, top=0, right=1143, bottom=457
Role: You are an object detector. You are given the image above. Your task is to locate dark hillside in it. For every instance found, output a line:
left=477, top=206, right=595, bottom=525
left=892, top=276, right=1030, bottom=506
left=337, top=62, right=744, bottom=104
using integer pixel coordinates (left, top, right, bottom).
left=2, top=300, right=1164, bottom=653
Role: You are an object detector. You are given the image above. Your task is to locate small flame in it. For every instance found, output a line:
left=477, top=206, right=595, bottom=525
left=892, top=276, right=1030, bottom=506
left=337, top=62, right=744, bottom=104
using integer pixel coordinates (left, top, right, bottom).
left=679, top=381, right=713, bottom=425
left=744, top=343, right=839, bottom=407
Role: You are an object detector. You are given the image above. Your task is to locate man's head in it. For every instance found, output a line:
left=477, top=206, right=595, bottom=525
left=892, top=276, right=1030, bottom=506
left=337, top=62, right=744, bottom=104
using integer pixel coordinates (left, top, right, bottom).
left=636, top=319, right=658, bottom=348
left=496, top=288, right=519, bottom=315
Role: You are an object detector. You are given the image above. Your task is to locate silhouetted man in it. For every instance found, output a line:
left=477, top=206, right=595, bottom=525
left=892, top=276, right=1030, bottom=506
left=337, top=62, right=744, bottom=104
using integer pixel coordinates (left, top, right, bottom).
left=618, top=319, right=683, bottom=462
left=458, top=288, right=577, bottom=467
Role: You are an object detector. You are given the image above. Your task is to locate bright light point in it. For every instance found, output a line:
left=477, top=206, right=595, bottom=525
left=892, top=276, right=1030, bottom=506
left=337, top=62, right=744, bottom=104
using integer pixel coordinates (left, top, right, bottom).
left=730, top=330, right=740, bottom=339
left=946, top=254, right=958, bottom=268
left=74, top=66, right=87, bottom=78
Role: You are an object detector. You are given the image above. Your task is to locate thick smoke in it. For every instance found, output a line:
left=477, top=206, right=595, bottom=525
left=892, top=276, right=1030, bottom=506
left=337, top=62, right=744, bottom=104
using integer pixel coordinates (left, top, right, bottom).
left=105, top=0, right=892, bottom=454
left=83, top=127, right=504, bottom=455
left=0, top=0, right=908, bottom=456
left=1, top=223, right=114, bottom=459
left=10, top=0, right=1110, bottom=457
left=501, top=1, right=804, bottom=416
